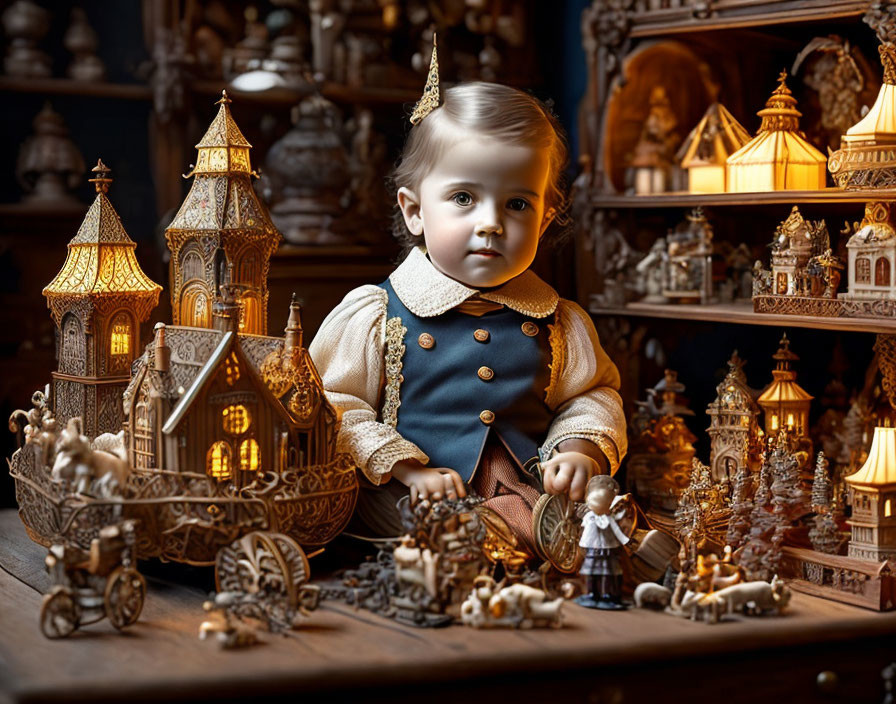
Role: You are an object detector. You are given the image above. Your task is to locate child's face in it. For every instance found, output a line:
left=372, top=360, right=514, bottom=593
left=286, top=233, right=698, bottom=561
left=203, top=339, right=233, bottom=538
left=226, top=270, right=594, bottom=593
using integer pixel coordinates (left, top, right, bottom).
left=398, top=130, right=553, bottom=288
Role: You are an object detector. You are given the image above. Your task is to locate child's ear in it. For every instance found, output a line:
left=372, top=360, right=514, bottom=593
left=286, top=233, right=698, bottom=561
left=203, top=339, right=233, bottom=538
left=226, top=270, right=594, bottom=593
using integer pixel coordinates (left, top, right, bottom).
left=397, top=187, right=424, bottom=236
left=539, top=207, right=556, bottom=237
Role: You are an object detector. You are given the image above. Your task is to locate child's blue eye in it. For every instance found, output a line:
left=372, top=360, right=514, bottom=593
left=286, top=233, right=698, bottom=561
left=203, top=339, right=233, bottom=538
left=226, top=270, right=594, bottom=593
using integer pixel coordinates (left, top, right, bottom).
left=452, top=192, right=473, bottom=206
left=507, top=198, right=529, bottom=211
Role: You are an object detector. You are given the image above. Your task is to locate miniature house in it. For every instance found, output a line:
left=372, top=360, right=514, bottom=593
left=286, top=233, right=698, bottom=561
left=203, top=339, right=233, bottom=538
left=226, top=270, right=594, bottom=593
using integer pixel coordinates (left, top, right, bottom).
left=842, top=202, right=896, bottom=300
left=845, top=426, right=896, bottom=562
left=757, top=334, right=813, bottom=438
left=165, top=91, right=281, bottom=335
left=727, top=71, right=826, bottom=192
left=123, top=296, right=337, bottom=485
left=42, top=161, right=161, bottom=437
left=677, top=102, right=750, bottom=193
left=706, top=352, right=760, bottom=482
left=769, top=206, right=829, bottom=296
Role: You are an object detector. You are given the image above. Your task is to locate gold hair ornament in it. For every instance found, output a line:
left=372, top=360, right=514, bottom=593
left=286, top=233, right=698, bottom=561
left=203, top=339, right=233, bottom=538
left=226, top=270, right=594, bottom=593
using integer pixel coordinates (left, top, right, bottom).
left=410, top=34, right=440, bottom=125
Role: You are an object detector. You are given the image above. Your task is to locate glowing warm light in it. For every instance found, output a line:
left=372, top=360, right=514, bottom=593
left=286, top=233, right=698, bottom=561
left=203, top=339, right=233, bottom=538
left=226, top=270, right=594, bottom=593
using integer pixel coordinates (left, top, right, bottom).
left=679, top=103, right=751, bottom=193
left=886, top=499, right=892, bottom=518
left=207, top=441, right=232, bottom=480
left=240, top=438, right=260, bottom=471
left=771, top=414, right=779, bottom=431
left=110, top=324, right=130, bottom=356
left=222, top=404, right=251, bottom=434
left=224, top=353, right=240, bottom=386
left=786, top=413, right=795, bottom=430
left=846, top=426, right=896, bottom=488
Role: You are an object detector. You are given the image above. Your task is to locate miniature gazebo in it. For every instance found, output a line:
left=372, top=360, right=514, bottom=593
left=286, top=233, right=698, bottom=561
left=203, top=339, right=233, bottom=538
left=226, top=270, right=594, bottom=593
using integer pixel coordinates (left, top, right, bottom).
left=165, top=91, right=281, bottom=335
left=727, top=71, right=827, bottom=192
left=677, top=102, right=750, bottom=193
left=845, top=425, right=896, bottom=562
left=43, top=160, right=161, bottom=437
left=757, top=334, right=813, bottom=439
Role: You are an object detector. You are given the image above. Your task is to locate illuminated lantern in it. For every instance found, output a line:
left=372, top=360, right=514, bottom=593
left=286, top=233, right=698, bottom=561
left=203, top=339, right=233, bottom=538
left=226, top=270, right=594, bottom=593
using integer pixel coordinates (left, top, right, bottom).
left=165, top=91, right=281, bottom=335
left=757, top=334, right=813, bottom=439
left=845, top=425, right=896, bottom=561
left=726, top=70, right=827, bottom=192
left=678, top=102, right=750, bottom=193
left=43, top=160, right=161, bottom=437
left=828, top=35, right=896, bottom=189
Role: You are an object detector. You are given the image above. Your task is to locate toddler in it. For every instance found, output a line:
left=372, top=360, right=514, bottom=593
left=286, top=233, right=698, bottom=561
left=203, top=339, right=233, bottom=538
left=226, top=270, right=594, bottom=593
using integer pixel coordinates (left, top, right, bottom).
left=309, top=75, right=626, bottom=555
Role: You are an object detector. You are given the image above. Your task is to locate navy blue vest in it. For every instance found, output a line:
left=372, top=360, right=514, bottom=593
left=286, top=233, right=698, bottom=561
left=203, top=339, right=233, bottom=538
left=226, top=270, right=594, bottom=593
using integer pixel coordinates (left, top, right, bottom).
left=380, top=278, right=554, bottom=481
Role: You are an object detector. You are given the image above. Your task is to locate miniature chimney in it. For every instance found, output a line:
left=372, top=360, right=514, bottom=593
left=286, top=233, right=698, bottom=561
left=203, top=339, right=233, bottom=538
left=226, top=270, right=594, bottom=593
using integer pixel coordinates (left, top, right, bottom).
left=212, top=262, right=243, bottom=333
left=283, top=293, right=304, bottom=360
left=153, top=322, right=170, bottom=372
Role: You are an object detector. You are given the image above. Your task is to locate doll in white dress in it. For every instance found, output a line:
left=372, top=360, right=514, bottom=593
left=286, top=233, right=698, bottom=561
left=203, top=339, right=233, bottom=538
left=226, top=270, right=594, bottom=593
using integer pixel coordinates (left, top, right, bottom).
left=577, top=475, right=630, bottom=610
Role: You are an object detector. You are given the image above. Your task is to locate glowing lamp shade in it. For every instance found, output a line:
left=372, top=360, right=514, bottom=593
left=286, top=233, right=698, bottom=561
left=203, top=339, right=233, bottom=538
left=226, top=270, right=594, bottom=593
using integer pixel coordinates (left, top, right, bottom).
left=678, top=102, right=751, bottom=193
left=846, top=427, right=896, bottom=488
left=757, top=335, right=813, bottom=437
left=727, top=71, right=826, bottom=192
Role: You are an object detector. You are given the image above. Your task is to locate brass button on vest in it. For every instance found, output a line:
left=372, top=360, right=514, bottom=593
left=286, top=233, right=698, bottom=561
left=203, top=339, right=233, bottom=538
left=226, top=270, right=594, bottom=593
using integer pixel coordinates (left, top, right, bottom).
left=479, top=410, right=495, bottom=425
left=418, top=332, right=435, bottom=349
left=521, top=321, right=539, bottom=337
left=473, top=329, right=490, bottom=343
left=477, top=366, right=494, bottom=381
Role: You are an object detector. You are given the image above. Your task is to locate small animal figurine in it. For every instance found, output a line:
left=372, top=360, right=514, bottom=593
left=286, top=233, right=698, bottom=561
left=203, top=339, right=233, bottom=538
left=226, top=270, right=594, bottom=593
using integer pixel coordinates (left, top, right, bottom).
left=460, top=576, right=563, bottom=629
left=576, top=475, right=630, bottom=610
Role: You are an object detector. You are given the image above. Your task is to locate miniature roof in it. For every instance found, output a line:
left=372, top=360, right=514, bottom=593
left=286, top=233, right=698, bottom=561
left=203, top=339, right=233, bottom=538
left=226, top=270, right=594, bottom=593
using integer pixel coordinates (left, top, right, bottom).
left=710, top=352, right=758, bottom=413
left=43, top=161, right=161, bottom=322
left=843, top=45, right=896, bottom=144
left=727, top=72, right=826, bottom=172
left=845, top=426, right=896, bottom=488
left=678, top=102, right=751, bottom=168
left=196, top=91, right=252, bottom=149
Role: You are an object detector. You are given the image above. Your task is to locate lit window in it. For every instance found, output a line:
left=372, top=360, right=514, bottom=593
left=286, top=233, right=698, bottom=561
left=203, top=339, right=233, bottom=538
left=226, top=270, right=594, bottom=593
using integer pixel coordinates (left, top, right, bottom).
left=224, top=353, right=240, bottom=386
left=770, top=414, right=779, bottom=431
left=240, top=438, right=260, bottom=471
left=222, top=404, right=251, bottom=434
left=786, top=413, right=795, bottom=430
left=886, top=499, right=892, bottom=518
left=207, top=441, right=232, bottom=480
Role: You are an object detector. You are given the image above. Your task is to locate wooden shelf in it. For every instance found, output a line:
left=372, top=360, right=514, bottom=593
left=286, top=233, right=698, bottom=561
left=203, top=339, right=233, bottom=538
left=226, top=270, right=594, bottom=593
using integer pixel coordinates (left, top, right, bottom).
left=628, top=0, right=867, bottom=38
left=0, top=76, right=152, bottom=101
left=191, top=79, right=418, bottom=106
left=591, top=189, right=896, bottom=209
left=589, top=300, right=896, bottom=334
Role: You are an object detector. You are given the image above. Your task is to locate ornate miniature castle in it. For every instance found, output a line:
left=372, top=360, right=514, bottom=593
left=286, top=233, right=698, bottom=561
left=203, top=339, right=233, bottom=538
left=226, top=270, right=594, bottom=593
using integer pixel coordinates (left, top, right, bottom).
left=43, top=160, right=162, bottom=437
left=165, top=91, right=281, bottom=335
left=706, top=352, right=760, bottom=482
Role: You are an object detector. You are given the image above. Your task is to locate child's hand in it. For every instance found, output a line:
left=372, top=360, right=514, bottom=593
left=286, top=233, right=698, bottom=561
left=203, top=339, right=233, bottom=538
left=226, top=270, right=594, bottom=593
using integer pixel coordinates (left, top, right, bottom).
left=541, top=452, right=602, bottom=502
left=391, top=459, right=467, bottom=504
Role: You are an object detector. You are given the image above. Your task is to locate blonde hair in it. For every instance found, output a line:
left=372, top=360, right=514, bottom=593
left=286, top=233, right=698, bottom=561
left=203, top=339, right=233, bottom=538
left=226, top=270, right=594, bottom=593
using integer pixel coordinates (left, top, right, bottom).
left=391, top=82, right=570, bottom=252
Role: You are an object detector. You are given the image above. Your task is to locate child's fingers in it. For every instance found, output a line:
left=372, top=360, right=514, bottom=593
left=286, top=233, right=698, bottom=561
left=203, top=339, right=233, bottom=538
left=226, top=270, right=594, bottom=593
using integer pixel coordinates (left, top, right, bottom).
left=442, top=472, right=458, bottom=499
left=541, top=465, right=557, bottom=494
left=569, top=467, right=589, bottom=501
left=445, top=471, right=467, bottom=498
left=551, top=464, right=574, bottom=494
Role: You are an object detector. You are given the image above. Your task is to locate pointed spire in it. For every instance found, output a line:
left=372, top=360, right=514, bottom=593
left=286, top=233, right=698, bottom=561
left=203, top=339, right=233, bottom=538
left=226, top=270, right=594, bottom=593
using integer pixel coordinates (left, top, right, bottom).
left=89, top=159, right=112, bottom=194
left=410, top=32, right=440, bottom=125
left=283, top=293, right=304, bottom=360
left=756, top=69, right=803, bottom=133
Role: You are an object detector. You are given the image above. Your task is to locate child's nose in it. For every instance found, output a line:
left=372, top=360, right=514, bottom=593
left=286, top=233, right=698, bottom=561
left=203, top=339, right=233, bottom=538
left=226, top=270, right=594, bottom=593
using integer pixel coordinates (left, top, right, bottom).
left=474, top=207, right=503, bottom=237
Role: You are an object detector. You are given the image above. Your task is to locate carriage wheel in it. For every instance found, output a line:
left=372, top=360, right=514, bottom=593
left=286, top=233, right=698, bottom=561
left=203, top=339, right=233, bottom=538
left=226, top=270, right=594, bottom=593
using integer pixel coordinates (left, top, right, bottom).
left=40, top=587, right=80, bottom=639
left=105, top=567, right=146, bottom=630
left=215, top=532, right=310, bottom=609
left=532, top=493, right=585, bottom=574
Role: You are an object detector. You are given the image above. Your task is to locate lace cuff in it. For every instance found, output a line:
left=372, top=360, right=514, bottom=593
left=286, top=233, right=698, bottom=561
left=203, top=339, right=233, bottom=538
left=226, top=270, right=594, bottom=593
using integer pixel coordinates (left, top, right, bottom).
left=541, top=389, right=627, bottom=474
left=336, top=414, right=429, bottom=485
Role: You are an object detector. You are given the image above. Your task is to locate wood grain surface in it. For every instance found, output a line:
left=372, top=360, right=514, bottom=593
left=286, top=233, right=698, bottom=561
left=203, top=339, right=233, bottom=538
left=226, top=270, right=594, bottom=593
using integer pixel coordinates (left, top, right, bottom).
left=2, top=509, right=896, bottom=703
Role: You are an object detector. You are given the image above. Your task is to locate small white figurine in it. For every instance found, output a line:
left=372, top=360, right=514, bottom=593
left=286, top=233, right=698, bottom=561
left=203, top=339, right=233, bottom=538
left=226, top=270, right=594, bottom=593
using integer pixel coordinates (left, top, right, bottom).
left=576, top=475, right=630, bottom=610
left=460, top=576, right=564, bottom=629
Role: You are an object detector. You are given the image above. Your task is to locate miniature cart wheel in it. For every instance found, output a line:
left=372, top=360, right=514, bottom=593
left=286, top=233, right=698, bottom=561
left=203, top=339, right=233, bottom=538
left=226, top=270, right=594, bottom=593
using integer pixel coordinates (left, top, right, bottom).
left=105, top=567, right=146, bottom=630
left=215, top=532, right=310, bottom=608
left=532, top=493, right=585, bottom=574
left=40, top=586, right=80, bottom=639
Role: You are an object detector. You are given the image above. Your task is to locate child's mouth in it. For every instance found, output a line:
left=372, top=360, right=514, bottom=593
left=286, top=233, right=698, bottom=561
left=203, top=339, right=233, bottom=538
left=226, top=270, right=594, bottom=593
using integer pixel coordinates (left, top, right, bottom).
left=470, top=249, right=500, bottom=257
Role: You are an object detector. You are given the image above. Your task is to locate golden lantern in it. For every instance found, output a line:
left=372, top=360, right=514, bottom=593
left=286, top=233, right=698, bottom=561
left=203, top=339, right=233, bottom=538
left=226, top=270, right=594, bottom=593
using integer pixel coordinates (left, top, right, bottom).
left=845, top=425, right=896, bottom=561
left=726, top=70, right=827, bottom=192
left=678, top=102, right=751, bottom=193
left=43, top=159, right=161, bottom=436
left=757, top=334, right=814, bottom=437
left=828, top=40, right=896, bottom=189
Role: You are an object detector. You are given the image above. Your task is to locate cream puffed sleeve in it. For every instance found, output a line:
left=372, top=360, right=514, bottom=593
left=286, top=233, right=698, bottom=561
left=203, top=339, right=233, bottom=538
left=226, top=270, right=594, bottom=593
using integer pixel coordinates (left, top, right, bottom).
left=308, top=285, right=429, bottom=485
left=541, top=299, right=627, bottom=474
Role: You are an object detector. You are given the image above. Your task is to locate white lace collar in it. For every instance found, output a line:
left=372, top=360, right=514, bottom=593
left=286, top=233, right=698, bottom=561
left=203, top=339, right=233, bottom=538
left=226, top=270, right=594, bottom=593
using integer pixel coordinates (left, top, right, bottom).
left=388, top=247, right=559, bottom=318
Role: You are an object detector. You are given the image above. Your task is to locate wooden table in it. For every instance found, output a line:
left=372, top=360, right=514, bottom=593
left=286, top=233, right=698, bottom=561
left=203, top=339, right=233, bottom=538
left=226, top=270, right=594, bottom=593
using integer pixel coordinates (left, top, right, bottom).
left=1, top=509, right=894, bottom=704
